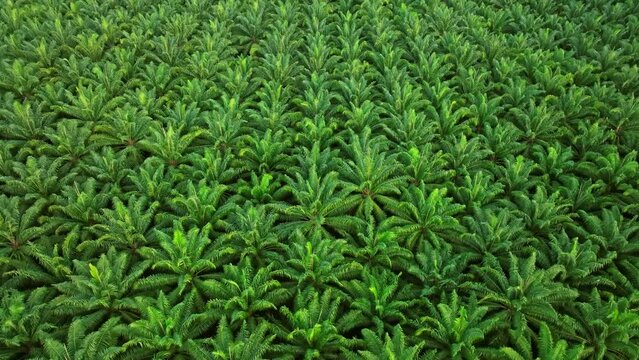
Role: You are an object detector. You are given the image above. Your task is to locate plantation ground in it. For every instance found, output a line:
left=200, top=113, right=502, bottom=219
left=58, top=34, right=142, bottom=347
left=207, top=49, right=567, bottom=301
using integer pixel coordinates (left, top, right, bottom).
left=1, top=0, right=639, bottom=359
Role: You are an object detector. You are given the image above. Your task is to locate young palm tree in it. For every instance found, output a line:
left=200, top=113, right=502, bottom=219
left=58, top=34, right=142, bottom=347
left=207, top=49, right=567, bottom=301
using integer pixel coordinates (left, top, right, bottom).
left=382, top=186, right=465, bottom=251
left=84, top=196, right=159, bottom=257
left=407, top=242, right=475, bottom=300
left=206, top=317, right=274, bottom=360
left=37, top=318, right=124, bottom=360
left=280, top=230, right=362, bottom=295
left=272, top=289, right=360, bottom=359
left=498, top=322, right=587, bottom=360
left=469, top=253, right=578, bottom=340
left=345, top=325, right=425, bottom=360
left=136, top=222, right=228, bottom=302
left=416, top=291, right=500, bottom=360
left=0, top=287, right=57, bottom=359
left=275, top=167, right=363, bottom=238
left=336, top=128, right=408, bottom=220
left=347, top=216, right=412, bottom=272
left=51, top=247, right=147, bottom=329
left=121, top=290, right=213, bottom=360
left=346, top=269, right=417, bottom=336
left=160, top=180, right=239, bottom=232
left=0, top=196, right=57, bottom=288
left=204, top=258, right=291, bottom=330
left=221, top=203, right=286, bottom=267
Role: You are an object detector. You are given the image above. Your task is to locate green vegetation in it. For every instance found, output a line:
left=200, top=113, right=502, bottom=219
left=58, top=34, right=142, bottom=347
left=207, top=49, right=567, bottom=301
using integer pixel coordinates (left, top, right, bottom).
left=1, top=0, right=639, bottom=359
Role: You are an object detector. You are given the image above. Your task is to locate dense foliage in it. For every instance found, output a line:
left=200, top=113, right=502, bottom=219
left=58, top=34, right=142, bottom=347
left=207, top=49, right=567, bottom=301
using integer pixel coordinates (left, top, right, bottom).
left=1, top=0, right=639, bottom=359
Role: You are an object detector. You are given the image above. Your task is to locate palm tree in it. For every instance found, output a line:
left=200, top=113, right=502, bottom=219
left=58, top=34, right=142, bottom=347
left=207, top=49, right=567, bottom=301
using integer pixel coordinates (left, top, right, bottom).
left=567, top=289, right=639, bottom=360
left=206, top=317, right=274, bottom=360
left=275, top=167, right=363, bottom=238
left=121, top=290, right=213, bottom=360
left=221, top=203, right=286, bottom=267
left=345, top=325, right=425, bottom=360
left=136, top=222, right=228, bottom=302
left=498, top=322, right=587, bottom=360
left=382, top=185, right=465, bottom=251
left=204, top=258, right=290, bottom=329
left=336, top=128, right=408, bottom=220
left=416, top=291, right=500, bottom=360
left=347, top=216, right=412, bottom=272
left=346, top=269, right=417, bottom=336
left=0, top=287, right=57, bottom=359
left=51, top=247, right=147, bottom=328
left=469, top=253, right=578, bottom=339
left=272, top=289, right=360, bottom=359
left=280, top=230, right=361, bottom=295
left=37, top=318, right=124, bottom=360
